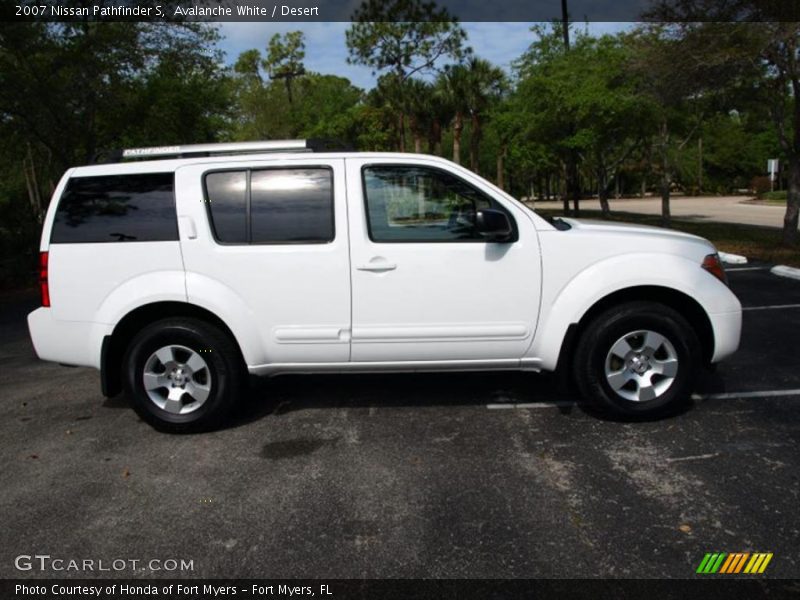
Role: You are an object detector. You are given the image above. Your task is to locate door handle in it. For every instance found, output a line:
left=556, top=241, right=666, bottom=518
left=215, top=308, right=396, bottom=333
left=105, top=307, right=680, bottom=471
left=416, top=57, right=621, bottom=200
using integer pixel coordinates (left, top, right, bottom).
left=357, top=259, right=397, bottom=272
left=178, top=216, right=197, bottom=240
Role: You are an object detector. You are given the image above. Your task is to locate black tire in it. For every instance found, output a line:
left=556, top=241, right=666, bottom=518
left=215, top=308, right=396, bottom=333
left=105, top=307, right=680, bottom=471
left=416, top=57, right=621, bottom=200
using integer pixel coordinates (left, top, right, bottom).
left=122, top=318, right=245, bottom=433
left=574, top=301, right=701, bottom=418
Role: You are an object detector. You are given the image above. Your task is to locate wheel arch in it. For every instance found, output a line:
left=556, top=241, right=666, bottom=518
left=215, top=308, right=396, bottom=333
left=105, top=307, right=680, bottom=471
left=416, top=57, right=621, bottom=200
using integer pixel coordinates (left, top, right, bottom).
left=554, top=285, right=715, bottom=389
left=100, top=301, right=246, bottom=398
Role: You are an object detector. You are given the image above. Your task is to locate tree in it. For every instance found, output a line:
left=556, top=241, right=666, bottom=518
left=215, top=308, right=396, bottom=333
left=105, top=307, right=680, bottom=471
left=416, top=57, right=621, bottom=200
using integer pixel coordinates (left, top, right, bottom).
left=513, top=29, right=649, bottom=215
left=462, top=58, right=506, bottom=175
left=229, top=50, right=277, bottom=140
left=264, top=31, right=306, bottom=105
left=371, top=73, right=407, bottom=151
left=0, top=22, right=226, bottom=168
left=345, top=0, right=468, bottom=151
left=692, top=109, right=779, bottom=193
left=439, top=65, right=470, bottom=164
left=229, top=57, right=363, bottom=144
left=565, top=35, right=653, bottom=216
left=708, top=22, right=800, bottom=244
left=489, top=93, right=560, bottom=199
left=630, top=25, right=722, bottom=225
left=739, top=24, right=800, bottom=244
left=426, top=79, right=452, bottom=156
left=559, top=0, right=583, bottom=215
left=515, top=23, right=585, bottom=213
left=292, top=74, right=364, bottom=141
left=405, top=79, right=434, bottom=153
left=234, top=49, right=263, bottom=82
left=0, top=20, right=229, bottom=287
left=344, top=104, right=397, bottom=151
left=642, top=3, right=799, bottom=243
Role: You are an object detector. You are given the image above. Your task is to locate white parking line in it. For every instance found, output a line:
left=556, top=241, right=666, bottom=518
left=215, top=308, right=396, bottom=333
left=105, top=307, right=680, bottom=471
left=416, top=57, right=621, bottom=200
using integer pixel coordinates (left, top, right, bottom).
left=743, top=304, right=800, bottom=311
left=665, top=452, right=720, bottom=463
left=486, top=389, right=800, bottom=409
left=486, top=401, right=575, bottom=409
left=692, top=389, right=800, bottom=400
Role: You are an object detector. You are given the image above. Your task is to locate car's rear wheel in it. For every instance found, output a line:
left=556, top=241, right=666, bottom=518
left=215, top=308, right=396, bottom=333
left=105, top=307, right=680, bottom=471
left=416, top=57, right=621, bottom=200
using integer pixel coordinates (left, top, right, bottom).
left=574, top=301, right=701, bottom=417
left=123, top=318, right=244, bottom=433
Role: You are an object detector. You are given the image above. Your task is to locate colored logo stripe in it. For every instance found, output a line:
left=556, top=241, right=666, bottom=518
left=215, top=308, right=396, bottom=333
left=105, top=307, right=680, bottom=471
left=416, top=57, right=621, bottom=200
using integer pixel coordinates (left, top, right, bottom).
left=719, top=553, right=749, bottom=573
left=734, top=553, right=750, bottom=573
left=697, top=553, right=726, bottom=573
left=744, top=553, right=773, bottom=574
left=697, top=552, right=772, bottom=574
left=719, top=554, right=736, bottom=573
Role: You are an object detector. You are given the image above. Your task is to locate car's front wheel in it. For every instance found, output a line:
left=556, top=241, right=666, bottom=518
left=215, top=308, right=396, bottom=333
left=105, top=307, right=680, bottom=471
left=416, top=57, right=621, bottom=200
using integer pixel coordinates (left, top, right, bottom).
left=122, top=318, right=244, bottom=433
left=574, top=301, right=701, bottom=417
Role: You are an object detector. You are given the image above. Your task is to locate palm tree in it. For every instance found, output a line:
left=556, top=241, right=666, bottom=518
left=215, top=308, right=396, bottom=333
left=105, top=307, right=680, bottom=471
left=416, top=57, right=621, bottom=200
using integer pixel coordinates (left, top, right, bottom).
left=405, top=79, right=433, bottom=153
left=441, top=58, right=506, bottom=172
left=464, top=58, right=506, bottom=175
left=440, top=65, right=470, bottom=165
left=427, top=79, right=452, bottom=156
left=373, top=74, right=406, bottom=151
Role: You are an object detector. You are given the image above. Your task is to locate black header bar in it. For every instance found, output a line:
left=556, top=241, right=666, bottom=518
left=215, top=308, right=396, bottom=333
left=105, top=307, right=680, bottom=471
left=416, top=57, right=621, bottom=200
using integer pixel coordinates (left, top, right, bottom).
left=6, top=0, right=800, bottom=22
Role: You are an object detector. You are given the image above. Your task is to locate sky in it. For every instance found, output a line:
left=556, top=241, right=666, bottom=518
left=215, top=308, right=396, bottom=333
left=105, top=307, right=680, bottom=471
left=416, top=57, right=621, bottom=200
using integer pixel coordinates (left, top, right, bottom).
left=216, top=22, right=632, bottom=91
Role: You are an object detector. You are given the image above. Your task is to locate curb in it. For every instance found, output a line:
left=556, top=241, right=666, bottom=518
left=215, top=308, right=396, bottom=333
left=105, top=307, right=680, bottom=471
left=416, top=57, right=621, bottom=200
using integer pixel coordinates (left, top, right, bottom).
left=719, top=251, right=748, bottom=265
left=771, top=265, right=800, bottom=281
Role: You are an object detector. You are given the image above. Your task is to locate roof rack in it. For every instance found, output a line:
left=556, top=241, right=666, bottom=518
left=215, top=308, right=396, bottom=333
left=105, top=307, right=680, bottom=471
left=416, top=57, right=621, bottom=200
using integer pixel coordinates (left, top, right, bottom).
left=114, top=139, right=350, bottom=161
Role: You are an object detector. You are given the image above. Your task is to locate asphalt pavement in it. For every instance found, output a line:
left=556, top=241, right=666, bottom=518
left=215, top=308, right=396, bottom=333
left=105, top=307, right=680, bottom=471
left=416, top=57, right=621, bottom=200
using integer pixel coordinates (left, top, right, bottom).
left=1, top=266, right=799, bottom=579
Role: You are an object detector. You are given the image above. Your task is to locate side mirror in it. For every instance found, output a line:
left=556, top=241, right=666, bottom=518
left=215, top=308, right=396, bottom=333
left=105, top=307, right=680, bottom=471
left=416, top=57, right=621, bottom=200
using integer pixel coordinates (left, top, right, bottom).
left=475, top=208, right=513, bottom=242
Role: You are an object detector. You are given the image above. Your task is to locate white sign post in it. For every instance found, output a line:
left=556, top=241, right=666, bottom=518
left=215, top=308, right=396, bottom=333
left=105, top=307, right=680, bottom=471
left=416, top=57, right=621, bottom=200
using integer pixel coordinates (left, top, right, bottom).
left=768, top=159, right=779, bottom=191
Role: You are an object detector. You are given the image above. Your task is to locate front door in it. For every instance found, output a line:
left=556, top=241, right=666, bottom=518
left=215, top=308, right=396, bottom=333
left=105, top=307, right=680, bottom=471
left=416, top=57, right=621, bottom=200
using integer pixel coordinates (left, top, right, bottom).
left=345, top=157, right=541, bottom=363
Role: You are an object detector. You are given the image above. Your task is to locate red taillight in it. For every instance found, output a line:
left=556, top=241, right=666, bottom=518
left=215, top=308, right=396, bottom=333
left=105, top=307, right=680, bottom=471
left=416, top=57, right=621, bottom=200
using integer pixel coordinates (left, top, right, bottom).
left=702, top=253, right=728, bottom=286
left=39, top=251, right=50, bottom=307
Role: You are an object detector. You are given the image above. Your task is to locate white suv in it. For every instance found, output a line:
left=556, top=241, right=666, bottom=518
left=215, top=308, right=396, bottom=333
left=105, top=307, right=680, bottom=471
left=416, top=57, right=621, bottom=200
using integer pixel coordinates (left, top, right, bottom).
left=28, top=140, right=742, bottom=432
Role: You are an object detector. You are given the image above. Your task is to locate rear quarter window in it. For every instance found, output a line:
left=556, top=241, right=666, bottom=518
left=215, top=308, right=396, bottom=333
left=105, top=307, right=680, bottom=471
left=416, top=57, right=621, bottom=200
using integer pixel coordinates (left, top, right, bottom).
left=51, top=173, right=178, bottom=243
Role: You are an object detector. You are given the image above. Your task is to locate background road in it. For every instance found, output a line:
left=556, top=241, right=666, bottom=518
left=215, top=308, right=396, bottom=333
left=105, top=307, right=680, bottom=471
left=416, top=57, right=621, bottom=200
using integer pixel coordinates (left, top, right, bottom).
left=531, top=196, right=792, bottom=229
left=1, top=267, right=799, bottom=579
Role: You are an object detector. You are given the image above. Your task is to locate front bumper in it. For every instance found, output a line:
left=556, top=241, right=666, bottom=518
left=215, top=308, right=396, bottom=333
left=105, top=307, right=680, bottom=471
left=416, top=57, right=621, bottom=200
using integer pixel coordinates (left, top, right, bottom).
left=708, top=309, right=742, bottom=363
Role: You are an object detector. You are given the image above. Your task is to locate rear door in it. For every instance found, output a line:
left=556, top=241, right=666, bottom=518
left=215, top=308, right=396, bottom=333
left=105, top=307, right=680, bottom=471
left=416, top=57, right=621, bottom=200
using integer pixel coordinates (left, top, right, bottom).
left=177, top=157, right=351, bottom=367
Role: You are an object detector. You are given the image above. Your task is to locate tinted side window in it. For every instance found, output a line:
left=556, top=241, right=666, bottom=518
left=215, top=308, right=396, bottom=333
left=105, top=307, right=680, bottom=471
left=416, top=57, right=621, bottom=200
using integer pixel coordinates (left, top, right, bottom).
left=363, top=166, right=494, bottom=242
left=51, top=173, right=177, bottom=243
left=204, top=167, right=334, bottom=244
left=206, top=171, right=247, bottom=243
left=251, top=168, right=333, bottom=243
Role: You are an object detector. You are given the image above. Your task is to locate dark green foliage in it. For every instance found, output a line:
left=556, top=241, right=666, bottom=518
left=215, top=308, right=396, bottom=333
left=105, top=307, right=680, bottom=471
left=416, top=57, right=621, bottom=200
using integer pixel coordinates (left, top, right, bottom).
left=0, top=21, right=230, bottom=286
